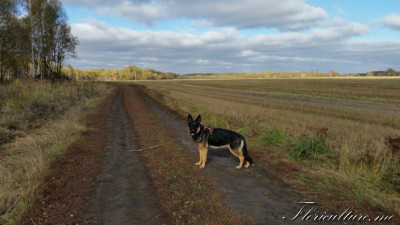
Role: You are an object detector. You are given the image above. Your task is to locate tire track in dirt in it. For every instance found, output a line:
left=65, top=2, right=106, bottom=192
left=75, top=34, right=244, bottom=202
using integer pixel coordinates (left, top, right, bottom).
left=132, top=85, right=317, bottom=225
left=81, top=88, right=167, bottom=224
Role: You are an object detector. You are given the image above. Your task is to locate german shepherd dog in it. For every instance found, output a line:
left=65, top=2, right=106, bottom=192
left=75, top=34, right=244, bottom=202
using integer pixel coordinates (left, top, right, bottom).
left=188, top=114, right=253, bottom=169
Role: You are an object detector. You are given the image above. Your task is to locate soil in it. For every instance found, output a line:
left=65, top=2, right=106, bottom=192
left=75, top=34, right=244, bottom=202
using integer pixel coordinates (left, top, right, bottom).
left=80, top=87, right=168, bottom=224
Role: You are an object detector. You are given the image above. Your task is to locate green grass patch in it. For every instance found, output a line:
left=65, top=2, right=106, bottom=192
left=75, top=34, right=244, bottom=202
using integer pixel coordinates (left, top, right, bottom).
left=259, top=127, right=290, bottom=151
left=288, top=136, right=333, bottom=160
left=259, top=127, right=337, bottom=162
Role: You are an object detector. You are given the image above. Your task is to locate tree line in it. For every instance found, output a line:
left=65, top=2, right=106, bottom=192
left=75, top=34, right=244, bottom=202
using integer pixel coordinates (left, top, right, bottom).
left=179, top=70, right=345, bottom=79
left=364, top=68, right=400, bottom=76
left=63, top=65, right=177, bottom=81
left=0, top=0, right=78, bottom=82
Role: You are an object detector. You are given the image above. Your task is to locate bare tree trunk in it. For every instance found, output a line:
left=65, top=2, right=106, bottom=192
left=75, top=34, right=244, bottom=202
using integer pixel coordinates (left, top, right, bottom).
left=29, top=0, right=35, bottom=78
left=0, top=64, right=4, bottom=82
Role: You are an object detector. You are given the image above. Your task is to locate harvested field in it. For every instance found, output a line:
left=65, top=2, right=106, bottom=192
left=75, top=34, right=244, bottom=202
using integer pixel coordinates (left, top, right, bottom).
left=139, top=78, right=400, bottom=220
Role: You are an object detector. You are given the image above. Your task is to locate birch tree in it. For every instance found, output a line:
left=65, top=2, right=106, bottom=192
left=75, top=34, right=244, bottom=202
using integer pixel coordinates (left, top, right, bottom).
left=0, top=0, right=17, bottom=81
left=0, top=0, right=77, bottom=82
left=26, top=0, right=78, bottom=79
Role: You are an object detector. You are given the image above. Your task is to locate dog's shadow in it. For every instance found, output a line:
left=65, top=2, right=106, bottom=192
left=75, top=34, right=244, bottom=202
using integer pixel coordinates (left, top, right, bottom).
left=207, top=147, right=237, bottom=163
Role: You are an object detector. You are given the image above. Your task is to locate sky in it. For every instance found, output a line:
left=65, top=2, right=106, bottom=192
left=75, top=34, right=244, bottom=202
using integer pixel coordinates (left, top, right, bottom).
left=63, top=0, right=400, bottom=74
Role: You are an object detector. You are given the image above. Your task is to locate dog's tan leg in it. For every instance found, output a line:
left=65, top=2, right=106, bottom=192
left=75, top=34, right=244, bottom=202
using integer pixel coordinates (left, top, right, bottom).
left=229, top=147, right=243, bottom=169
left=236, top=155, right=245, bottom=169
left=230, top=151, right=245, bottom=169
left=200, top=146, right=208, bottom=169
left=195, top=148, right=202, bottom=165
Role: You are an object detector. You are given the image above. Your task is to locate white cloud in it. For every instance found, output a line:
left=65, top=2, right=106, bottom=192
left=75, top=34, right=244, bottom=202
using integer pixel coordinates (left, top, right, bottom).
left=67, top=19, right=400, bottom=74
left=247, top=23, right=369, bottom=47
left=379, top=13, right=400, bottom=30
left=310, top=23, right=369, bottom=41
left=64, top=0, right=328, bottom=31
left=197, top=59, right=210, bottom=65
left=240, top=50, right=259, bottom=57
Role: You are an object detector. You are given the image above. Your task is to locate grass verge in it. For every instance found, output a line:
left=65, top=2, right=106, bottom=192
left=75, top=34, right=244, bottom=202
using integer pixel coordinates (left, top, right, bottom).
left=0, top=80, right=113, bottom=224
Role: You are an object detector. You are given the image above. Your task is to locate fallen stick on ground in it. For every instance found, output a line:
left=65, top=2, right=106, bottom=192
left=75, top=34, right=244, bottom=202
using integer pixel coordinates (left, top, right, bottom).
left=129, top=145, right=163, bottom=152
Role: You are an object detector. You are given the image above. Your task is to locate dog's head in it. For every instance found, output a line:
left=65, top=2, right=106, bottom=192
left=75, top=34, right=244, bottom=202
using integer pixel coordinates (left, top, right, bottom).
left=188, top=114, right=201, bottom=137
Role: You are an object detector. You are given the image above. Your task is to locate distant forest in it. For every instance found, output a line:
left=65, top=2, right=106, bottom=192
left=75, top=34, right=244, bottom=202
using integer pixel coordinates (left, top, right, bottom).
left=63, top=65, right=177, bottom=80
left=65, top=66, right=399, bottom=81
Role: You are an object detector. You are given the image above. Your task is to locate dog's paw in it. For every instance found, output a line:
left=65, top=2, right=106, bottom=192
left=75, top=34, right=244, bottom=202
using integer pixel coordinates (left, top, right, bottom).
left=199, top=164, right=205, bottom=169
left=195, top=161, right=201, bottom=165
left=236, top=166, right=242, bottom=169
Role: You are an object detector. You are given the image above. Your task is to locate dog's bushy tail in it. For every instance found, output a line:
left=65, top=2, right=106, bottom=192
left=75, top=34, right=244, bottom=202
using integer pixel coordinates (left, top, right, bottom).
left=242, top=139, right=253, bottom=164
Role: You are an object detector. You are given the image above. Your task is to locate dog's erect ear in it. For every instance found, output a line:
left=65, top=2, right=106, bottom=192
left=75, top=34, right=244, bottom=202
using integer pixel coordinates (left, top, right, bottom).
left=188, top=114, right=193, bottom=122
left=195, top=115, right=201, bottom=123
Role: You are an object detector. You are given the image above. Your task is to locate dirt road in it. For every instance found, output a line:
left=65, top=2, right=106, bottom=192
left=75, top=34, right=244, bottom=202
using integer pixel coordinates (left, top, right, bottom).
left=131, top=86, right=313, bottom=224
left=81, top=88, right=167, bottom=224
left=24, top=84, right=328, bottom=224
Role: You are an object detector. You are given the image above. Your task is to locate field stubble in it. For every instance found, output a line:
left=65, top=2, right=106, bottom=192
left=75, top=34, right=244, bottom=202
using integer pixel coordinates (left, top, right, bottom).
left=139, top=78, right=400, bottom=216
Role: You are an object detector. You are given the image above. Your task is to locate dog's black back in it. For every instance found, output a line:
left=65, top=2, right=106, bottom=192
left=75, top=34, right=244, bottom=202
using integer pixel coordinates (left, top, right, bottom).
left=208, top=128, right=241, bottom=146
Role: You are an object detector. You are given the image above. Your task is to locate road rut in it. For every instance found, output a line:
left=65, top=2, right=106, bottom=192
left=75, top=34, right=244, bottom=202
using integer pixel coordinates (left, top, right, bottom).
left=82, top=88, right=167, bottom=224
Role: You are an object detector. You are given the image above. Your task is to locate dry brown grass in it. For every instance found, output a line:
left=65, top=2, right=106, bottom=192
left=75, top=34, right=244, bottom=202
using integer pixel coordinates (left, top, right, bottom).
left=138, top=78, right=400, bottom=216
left=0, top=80, right=113, bottom=224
